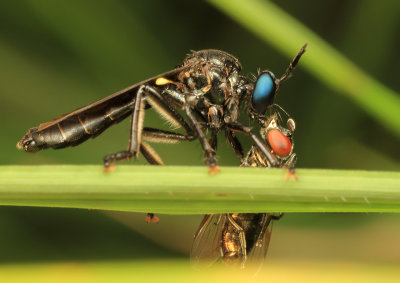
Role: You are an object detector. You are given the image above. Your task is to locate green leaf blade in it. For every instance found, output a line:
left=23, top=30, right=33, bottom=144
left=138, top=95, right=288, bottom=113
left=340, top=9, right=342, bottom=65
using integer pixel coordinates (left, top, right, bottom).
left=1, top=165, right=400, bottom=213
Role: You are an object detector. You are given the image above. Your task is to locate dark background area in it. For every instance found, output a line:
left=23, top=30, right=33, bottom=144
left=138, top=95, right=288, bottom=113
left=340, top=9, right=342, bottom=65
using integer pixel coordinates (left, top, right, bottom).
left=1, top=0, right=399, bottom=265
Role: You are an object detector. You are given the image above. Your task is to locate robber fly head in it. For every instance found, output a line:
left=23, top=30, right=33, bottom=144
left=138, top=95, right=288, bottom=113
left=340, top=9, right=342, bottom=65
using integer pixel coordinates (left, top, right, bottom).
left=248, top=44, right=307, bottom=115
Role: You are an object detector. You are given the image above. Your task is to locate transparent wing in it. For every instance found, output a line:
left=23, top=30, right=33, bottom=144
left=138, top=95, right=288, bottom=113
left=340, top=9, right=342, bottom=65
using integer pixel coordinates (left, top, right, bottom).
left=190, top=214, right=227, bottom=268
left=246, top=214, right=273, bottom=269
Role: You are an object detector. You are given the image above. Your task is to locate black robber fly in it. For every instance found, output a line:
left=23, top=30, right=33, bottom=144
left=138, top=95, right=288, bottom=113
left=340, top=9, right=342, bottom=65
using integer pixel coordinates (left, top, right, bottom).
left=17, top=45, right=306, bottom=174
left=191, top=109, right=296, bottom=269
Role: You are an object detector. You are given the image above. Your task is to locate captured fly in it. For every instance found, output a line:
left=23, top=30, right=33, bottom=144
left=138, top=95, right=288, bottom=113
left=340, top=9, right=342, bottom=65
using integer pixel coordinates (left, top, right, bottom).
left=17, top=45, right=306, bottom=173
left=191, top=213, right=282, bottom=269
left=191, top=110, right=296, bottom=269
left=242, top=112, right=297, bottom=178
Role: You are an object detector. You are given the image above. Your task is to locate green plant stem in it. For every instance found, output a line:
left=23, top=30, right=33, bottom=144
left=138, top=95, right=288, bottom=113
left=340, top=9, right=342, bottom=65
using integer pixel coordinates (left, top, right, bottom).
left=1, top=165, right=400, bottom=213
left=207, top=0, right=400, bottom=138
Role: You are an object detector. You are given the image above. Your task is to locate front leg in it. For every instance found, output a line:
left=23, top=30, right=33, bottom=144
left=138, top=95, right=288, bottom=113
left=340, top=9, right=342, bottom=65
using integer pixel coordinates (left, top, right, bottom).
left=226, top=122, right=279, bottom=167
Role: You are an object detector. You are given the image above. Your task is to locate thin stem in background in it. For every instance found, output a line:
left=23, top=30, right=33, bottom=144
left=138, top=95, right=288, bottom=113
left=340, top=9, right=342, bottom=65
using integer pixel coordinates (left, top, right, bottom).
left=208, top=0, right=400, bottom=138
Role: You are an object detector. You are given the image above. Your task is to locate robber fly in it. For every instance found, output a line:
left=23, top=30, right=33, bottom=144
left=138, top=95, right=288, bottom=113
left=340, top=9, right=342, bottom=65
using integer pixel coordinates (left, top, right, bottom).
left=191, top=110, right=296, bottom=269
left=17, top=45, right=307, bottom=174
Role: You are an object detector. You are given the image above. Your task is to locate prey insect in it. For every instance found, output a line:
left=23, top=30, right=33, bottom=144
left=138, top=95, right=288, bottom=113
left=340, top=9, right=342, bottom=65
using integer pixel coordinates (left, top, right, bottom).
left=191, top=213, right=283, bottom=269
left=242, top=111, right=297, bottom=179
left=191, top=109, right=296, bottom=269
left=17, top=45, right=307, bottom=173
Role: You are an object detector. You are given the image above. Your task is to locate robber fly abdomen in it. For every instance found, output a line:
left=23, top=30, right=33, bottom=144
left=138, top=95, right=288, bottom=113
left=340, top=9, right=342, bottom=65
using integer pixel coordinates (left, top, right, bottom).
left=18, top=90, right=136, bottom=151
left=18, top=46, right=306, bottom=173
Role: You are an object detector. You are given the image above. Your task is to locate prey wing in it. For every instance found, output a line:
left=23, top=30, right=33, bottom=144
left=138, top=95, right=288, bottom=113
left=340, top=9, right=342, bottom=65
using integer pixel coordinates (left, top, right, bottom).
left=190, top=214, right=227, bottom=268
left=246, top=213, right=273, bottom=268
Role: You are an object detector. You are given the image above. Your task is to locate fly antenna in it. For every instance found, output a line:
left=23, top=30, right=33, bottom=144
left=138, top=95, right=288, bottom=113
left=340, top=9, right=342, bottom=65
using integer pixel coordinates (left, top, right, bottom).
left=273, top=104, right=292, bottom=119
left=279, top=43, right=307, bottom=83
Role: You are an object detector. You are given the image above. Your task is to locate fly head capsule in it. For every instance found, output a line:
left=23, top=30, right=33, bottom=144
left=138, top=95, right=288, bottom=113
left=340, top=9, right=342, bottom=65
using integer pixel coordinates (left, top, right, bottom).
left=267, top=129, right=292, bottom=157
left=261, top=115, right=295, bottom=160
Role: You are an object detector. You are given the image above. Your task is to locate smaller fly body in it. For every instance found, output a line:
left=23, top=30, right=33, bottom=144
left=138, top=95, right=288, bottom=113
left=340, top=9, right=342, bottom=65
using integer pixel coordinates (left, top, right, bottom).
left=191, top=109, right=296, bottom=269
left=242, top=112, right=297, bottom=177
left=191, top=213, right=281, bottom=269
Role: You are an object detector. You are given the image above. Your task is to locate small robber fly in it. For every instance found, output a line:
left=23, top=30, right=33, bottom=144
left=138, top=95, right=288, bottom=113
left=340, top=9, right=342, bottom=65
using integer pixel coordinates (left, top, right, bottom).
left=17, top=45, right=307, bottom=174
left=191, top=110, right=296, bottom=269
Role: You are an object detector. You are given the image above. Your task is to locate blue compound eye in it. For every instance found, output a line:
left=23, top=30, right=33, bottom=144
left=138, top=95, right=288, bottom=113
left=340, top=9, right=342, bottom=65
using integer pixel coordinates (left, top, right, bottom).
left=252, top=72, right=277, bottom=113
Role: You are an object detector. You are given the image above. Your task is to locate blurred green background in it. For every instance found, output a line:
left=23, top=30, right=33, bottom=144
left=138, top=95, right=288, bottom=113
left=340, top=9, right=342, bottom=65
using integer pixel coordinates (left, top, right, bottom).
left=1, top=0, right=400, bottom=277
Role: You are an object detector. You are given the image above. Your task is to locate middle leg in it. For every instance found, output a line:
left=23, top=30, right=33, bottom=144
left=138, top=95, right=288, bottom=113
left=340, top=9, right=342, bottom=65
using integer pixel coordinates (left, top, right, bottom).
left=184, top=104, right=219, bottom=174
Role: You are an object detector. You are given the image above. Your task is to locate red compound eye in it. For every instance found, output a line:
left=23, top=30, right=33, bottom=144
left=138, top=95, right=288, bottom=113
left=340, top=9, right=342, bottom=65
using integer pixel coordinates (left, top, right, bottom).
left=267, top=129, right=292, bottom=157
